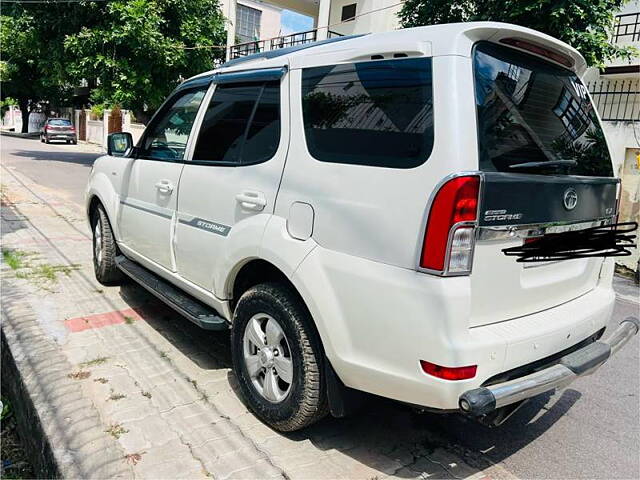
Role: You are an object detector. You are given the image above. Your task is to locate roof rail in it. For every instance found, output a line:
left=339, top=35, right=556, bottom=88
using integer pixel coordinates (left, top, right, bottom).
left=221, top=34, right=366, bottom=68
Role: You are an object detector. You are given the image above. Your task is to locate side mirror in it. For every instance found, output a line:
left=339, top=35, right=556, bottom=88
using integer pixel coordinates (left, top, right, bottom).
left=107, top=132, right=133, bottom=157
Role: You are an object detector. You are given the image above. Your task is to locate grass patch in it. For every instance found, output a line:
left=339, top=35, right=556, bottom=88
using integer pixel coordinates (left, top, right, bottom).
left=68, top=370, right=91, bottom=380
left=141, top=391, right=152, bottom=399
left=124, top=451, right=146, bottom=466
left=79, top=356, right=109, bottom=368
left=2, top=249, right=29, bottom=270
left=16, top=263, right=79, bottom=282
left=94, top=378, right=109, bottom=384
left=108, top=391, right=126, bottom=401
left=105, top=423, right=128, bottom=439
left=3, top=249, right=80, bottom=290
left=123, top=315, right=135, bottom=325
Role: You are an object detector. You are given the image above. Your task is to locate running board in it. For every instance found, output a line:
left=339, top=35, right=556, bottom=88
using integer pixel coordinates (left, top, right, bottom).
left=115, top=256, right=228, bottom=330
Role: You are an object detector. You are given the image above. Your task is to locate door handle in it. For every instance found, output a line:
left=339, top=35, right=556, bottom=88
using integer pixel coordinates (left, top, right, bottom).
left=155, top=179, right=174, bottom=194
left=235, top=191, right=267, bottom=211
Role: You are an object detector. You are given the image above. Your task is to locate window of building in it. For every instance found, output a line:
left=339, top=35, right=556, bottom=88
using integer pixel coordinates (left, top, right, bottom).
left=193, top=81, right=280, bottom=164
left=138, top=87, right=208, bottom=161
left=237, top=4, right=262, bottom=43
left=301, top=58, right=434, bottom=168
left=553, top=87, right=591, bottom=140
left=340, top=3, right=357, bottom=21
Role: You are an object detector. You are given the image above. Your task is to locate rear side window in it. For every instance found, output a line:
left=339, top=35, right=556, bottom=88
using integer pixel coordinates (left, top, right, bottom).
left=193, top=81, right=280, bottom=164
left=473, top=42, right=613, bottom=177
left=301, top=58, right=434, bottom=168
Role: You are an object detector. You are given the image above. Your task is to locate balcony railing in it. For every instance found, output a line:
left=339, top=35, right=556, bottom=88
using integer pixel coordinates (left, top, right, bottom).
left=587, top=79, right=640, bottom=121
left=613, top=12, right=640, bottom=43
left=229, top=29, right=344, bottom=59
left=228, top=39, right=267, bottom=59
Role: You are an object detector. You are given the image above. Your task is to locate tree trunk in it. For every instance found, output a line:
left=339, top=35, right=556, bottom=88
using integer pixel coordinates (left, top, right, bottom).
left=18, top=98, right=30, bottom=134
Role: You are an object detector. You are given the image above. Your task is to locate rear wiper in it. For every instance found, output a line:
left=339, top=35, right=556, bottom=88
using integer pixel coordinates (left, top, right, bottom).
left=509, top=160, right=577, bottom=170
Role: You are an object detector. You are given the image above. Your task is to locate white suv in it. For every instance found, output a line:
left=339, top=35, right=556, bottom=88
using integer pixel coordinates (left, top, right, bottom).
left=86, top=22, right=638, bottom=431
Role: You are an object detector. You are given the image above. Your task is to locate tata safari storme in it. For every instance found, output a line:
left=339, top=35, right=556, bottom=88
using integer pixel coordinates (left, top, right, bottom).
left=86, top=23, right=638, bottom=431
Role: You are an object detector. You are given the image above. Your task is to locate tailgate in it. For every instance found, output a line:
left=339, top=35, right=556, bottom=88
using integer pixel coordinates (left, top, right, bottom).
left=469, top=173, right=618, bottom=327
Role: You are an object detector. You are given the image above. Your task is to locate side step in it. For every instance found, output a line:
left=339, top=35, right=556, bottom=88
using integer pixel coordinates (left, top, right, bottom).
left=116, top=256, right=228, bottom=331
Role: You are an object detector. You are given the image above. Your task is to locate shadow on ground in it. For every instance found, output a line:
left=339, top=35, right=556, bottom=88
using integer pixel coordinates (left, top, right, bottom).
left=119, top=281, right=579, bottom=478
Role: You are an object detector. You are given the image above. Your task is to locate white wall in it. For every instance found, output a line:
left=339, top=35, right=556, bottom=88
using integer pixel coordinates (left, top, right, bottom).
left=238, top=0, right=283, bottom=40
left=87, top=120, right=104, bottom=145
left=327, top=0, right=400, bottom=36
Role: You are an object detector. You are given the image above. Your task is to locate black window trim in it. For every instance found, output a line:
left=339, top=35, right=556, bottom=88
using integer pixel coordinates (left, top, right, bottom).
left=300, top=56, right=435, bottom=169
left=188, top=79, right=282, bottom=168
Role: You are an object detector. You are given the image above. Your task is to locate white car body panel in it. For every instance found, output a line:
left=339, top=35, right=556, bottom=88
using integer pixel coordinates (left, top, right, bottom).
left=85, top=22, right=618, bottom=412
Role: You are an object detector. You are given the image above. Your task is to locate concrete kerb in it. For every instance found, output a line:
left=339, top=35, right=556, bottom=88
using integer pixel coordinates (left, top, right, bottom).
left=1, top=278, right=133, bottom=479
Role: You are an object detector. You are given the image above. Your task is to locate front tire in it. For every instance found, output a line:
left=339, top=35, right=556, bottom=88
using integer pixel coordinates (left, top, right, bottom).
left=91, top=205, right=122, bottom=285
left=231, top=283, right=328, bottom=431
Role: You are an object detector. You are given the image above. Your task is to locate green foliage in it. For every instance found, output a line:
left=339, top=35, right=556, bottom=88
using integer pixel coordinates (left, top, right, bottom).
left=63, top=0, right=227, bottom=117
left=1, top=0, right=226, bottom=123
left=398, top=0, right=637, bottom=67
left=90, top=104, right=106, bottom=120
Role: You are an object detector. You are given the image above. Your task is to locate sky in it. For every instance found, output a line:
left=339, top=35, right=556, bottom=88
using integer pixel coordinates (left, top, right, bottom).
left=281, top=9, right=314, bottom=35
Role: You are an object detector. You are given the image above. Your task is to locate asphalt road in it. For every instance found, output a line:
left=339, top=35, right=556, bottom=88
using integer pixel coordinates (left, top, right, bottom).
left=2, top=135, right=639, bottom=479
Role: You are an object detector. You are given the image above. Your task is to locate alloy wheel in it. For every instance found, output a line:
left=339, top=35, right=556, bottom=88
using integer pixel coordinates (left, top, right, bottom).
left=242, top=313, right=293, bottom=403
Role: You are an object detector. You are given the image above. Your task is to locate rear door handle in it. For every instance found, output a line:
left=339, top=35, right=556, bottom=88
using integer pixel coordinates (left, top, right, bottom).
left=155, top=179, right=174, bottom=194
left=235, top=191, right=267, bottom=211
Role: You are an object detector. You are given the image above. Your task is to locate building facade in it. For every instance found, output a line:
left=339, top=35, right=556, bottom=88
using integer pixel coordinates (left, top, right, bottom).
left=220, top=0, right=401, bottom=60
left=584, top=1, right=640, bottom=274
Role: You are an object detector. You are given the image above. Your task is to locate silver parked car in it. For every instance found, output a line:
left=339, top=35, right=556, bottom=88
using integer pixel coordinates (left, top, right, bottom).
left=40, top=118, right=77, bottom=144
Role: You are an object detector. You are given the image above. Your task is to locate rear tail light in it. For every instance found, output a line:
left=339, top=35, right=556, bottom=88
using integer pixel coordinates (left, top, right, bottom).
left=420, top=175, right=480, bottom=275
left=420, top=360, right=477, bottom=381
left=500, top=38, right=574, bottom=68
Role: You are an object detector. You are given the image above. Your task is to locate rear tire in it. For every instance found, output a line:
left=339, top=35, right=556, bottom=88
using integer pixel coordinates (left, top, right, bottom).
left=231, top=283, right=328, bottom=431
left=91, top=205, right=123, bottom=285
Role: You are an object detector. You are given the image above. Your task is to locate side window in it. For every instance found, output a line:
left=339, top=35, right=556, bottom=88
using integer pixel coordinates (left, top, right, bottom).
left=138, top=87, right=207, bottom=161
left=192, top=81, right=280, bottom=164
left=301, top=58, right=434, bottom=168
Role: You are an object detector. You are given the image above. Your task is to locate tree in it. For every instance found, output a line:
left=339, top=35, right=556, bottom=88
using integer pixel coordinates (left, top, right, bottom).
left=1, top=3, right=94, bottom=131
left=0, top=0, right=226, bottom=130
left=64, top=0, right=227, bottom=122
left=398, top=0, right=636, bottom=67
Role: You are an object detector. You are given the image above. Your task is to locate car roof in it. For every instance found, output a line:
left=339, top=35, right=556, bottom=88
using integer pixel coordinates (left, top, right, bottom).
left=185, top=22, right=587, bottom=82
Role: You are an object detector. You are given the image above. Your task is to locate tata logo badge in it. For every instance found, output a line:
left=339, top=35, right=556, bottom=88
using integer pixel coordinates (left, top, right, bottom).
left=563, top=188, right=578, bottom=211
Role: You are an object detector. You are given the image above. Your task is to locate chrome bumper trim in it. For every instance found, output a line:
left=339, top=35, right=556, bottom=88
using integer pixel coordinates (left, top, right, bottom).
left=459, top=317, right=639, bottom=416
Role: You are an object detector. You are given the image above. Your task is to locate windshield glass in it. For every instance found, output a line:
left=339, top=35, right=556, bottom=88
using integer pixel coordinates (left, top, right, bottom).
left=473, top=42, right=613, bottom=177
left=48, top=119, right=72, bottom=126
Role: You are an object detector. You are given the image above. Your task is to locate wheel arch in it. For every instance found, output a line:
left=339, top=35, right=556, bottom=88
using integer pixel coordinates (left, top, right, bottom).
left=86, top=192, right=121, bottom=243
left=228, top=257, right=355, bottom=419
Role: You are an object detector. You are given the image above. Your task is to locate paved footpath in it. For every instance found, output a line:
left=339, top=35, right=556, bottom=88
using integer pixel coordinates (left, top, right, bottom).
left=1, top=157, right=512, bottom=478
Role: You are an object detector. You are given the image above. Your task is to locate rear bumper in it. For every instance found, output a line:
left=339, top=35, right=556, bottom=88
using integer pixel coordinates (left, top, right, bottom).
left=459, top=316, right=639, bottom=417
left=46, top=133, right=76, bottom=139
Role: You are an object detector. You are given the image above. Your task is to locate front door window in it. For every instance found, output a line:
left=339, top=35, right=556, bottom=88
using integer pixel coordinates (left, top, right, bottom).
left=138, top=87, right=207, bottom=161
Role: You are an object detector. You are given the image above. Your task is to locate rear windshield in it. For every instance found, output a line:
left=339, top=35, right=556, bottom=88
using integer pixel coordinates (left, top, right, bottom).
left=48, top=119, right=72, bottom=126
left=473, top=42, right=613, bottom=177
left=301, top=57, right=434, bottom=168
